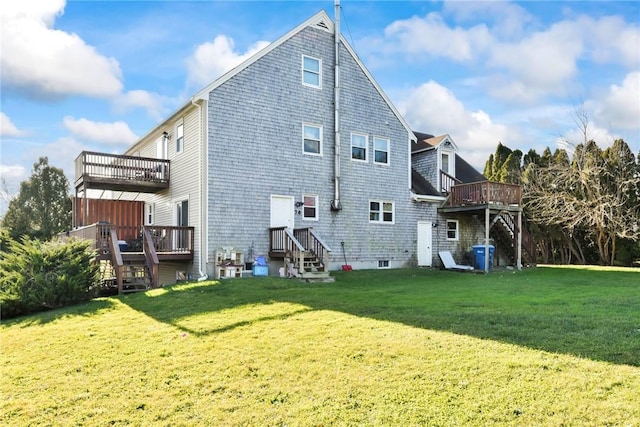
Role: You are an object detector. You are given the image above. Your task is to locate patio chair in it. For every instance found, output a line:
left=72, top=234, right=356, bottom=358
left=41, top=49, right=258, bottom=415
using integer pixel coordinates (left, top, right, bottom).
left=438, top=251, right=475, bottom=271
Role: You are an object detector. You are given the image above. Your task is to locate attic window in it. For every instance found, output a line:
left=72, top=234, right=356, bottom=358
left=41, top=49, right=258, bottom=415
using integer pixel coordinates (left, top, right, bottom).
left=302, top=55, right=321, bottom=89
left=316, top=21, right=329, bottom=30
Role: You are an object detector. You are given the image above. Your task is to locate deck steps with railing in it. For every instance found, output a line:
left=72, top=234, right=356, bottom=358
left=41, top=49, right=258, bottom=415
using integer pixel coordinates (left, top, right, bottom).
left=270, top=227, right=333, bottom=282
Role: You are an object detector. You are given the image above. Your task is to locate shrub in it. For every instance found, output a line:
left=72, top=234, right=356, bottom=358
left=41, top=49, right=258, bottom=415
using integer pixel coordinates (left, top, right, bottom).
left=0, top=237, right=100, bottom=319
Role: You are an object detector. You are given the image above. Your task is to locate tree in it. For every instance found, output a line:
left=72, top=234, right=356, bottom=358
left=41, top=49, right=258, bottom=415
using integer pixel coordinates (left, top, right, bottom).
left=522, top=108, right=640, bottom=265
left=1, top=157, right=71, bottom=241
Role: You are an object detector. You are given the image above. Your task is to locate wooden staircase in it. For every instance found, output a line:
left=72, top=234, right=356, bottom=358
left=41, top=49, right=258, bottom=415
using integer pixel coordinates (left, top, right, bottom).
left=490, top=211, right=537, bottom=266
left=270, top=227, right=333, bottom=282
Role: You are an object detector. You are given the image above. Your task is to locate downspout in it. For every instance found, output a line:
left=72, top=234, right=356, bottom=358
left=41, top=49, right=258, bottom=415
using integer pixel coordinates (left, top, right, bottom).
left=192, top=96, right=208, bottom=281
left=331, top=0, right=342, bottom=211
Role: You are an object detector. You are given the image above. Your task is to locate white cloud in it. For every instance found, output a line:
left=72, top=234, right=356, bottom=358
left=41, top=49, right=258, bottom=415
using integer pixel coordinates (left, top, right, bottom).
left=113, top=90, right=171, bottom=121
left=0, top=0, right=123, bottom=99
left=397, top=81, right=510, bottom=168
left=384, top=13, right=492, bottom=62
left=62, top=116, right=138, bottom=146
left=0, top=164, right=27, bottom=181
left=584, top=15, right=640, bottom=68
left=442, top=0, right=533, bottom=39
left=0, top=112, right=29, bottom=137
left=593, top=71, right=640, bottom=132
left=489, top=21, right=582, bottom=94
left=186, top=35, right=270, bottom=87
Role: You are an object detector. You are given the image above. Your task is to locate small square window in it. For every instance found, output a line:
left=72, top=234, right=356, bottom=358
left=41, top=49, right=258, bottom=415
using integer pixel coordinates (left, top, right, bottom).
left=302, top=56, right=321, bottom=88
left=351, top=133, right=368, bottom=161
left=303, top=194, right=318, bottom=220
left=374, top=137, right=389, bottom=165
left=370, top=200, right=394, bottom=224
left=176, top=123, right=184, bottom=153
left=446, top=220, right=459, bottom=241
left=378, top=260, right=390, bottom=269
left=303, top=124, right=322, bottom=155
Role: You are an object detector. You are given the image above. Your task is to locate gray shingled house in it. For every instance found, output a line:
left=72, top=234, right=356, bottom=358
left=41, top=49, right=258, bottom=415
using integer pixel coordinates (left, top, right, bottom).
left=69, top=10, right=531, bottom=292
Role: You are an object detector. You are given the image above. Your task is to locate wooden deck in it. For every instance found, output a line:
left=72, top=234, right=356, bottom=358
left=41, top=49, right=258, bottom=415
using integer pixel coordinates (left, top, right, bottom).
left=63, top=223, right=194, bottom=261
left=74, top=151, right=170, bottom=193
left=442, top=181, right=522, bottom=212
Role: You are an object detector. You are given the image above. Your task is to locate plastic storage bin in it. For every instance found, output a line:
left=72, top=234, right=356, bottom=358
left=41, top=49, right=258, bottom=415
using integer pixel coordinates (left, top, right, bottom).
left=472, top=245, right=495, bottom=269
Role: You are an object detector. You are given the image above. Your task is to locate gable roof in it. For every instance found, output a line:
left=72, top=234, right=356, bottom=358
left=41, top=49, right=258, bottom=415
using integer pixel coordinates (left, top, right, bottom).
left=192, top=10, right=416, bottom=140
left=411, top=133, right=457, bottom=154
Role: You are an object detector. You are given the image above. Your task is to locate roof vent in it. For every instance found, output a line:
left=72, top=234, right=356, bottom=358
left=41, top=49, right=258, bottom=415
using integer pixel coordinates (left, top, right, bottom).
left=316, top=20, right=329, bottom=30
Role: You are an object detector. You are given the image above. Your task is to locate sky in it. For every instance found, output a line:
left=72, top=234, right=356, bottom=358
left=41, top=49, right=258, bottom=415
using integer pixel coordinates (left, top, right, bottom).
left=1, top=0, right=639, bottom=216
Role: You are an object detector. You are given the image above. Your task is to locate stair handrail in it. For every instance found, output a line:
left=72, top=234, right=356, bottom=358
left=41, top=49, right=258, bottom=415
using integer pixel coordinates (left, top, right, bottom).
left=108, top=227, right=124, bottom=294
left=308, top=229, right=332, bottom=273
left=284, top=228, right=306, bottom=274
left=142, top=226, right=160, bottom=288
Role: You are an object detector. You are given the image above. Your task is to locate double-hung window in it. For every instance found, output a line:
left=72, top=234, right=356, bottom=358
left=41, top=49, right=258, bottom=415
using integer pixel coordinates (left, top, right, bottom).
left=303, top=124, right=322, bottom=155
left=302, top=194, right=318, bottom=220
left=302, top=55, right=321, bottom=88
left=176, top=122, right=184, bottom=153
left=373, top=137, right=389, bottom=165
left=351, top=133, right=367, bottom=161
left=446, top=219, right=459, bottom=241
left=369, top=200, right=394, bottom=224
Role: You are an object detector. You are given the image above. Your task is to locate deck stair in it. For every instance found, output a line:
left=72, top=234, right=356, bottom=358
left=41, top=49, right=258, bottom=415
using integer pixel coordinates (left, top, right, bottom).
left=490, top=211, right=537, bottom=266
left=270, top=227, right=333, bottom=282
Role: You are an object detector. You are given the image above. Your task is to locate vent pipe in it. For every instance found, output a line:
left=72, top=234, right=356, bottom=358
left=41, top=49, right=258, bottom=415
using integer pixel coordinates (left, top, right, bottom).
left=331, top=0, right=342, bottom=211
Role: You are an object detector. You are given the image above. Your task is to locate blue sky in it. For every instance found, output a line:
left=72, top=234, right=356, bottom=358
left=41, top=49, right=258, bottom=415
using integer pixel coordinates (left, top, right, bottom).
left=1, top=1, right=639, bottom=215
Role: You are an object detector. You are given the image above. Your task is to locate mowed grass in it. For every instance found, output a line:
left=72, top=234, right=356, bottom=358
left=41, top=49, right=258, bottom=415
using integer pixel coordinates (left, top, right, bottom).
left=1, top=266, right=639, bottom=426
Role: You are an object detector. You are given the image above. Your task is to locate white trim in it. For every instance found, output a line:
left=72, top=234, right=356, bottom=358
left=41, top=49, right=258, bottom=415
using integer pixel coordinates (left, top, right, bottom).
left=373, top=136, right=390, bottom=165
left=302, top=194, right=319, bottom=221
left=194, top=11, right=333, bottom=101
left=410, top=192, right=447, bottom=203
left=175, top=120, right=184, bottom=154
left=369, top=200, right=395, bottom=224
left=446, top=219, right=459, bottom=241
left=350, top=132, right=368, bottom=162
left=302, top=123, right=323, bottom=156
left=302, top=55, right=322, bottom=89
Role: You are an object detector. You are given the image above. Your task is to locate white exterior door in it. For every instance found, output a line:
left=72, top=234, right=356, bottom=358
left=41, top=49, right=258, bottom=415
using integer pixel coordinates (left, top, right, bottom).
left=417, top=221, right=433, bottom=266
left=270, top=195, right=294, bottom=229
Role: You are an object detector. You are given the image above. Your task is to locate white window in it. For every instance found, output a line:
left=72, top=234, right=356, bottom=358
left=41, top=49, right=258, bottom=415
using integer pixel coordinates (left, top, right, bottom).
left=302, top=55, right=321, bottom=88
left=441, top=150, right=454, bottom=175
left=302, top=194, right=318, bottom=220
left=446, top=219, right=459, bottom=241
left=369, top=200, right=394, bottom=224
left=145, top=203, right=154, bottom=225
left=378, top=260, right=390, bottom=269
left=374, top=137, right=389, bottom=165
left=176, top=122, right=184, bottom=153
left=351, top=133, right=368, bottom=162
left=303, top=124, right=322, bottom=155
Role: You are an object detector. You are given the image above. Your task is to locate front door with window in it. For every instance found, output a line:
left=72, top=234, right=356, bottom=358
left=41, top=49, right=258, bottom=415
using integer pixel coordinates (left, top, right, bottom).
left=417, top=221, right=433, bottom=267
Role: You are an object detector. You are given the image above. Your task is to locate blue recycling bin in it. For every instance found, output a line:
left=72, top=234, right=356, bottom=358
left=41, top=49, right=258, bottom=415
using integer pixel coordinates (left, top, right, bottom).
left=472, top=245, right=495, bottom=270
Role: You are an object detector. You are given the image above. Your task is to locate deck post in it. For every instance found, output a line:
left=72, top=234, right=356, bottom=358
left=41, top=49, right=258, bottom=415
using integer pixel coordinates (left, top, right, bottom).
left=517, top=209, right=522, bottom=270
left=484, top=205, right=490, bottom=273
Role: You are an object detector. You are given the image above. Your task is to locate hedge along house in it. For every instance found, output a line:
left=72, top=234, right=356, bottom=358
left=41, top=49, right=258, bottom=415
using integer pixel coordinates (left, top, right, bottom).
left=68, top=8, right=530, bottom=293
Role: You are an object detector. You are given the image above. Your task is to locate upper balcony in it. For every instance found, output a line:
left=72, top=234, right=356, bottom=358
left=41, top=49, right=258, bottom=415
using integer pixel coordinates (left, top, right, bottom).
left=443, top=180, right=522, bottom=212
left=74, top=151, right=170, bottom=193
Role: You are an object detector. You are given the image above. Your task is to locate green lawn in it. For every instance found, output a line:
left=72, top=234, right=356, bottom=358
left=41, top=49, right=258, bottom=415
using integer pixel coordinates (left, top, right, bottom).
left=2, top=266, right=639, bottom=426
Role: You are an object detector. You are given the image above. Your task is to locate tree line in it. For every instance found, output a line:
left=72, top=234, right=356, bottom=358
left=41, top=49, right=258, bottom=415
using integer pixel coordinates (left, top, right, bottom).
left=484, top=135, right=639, bottom=266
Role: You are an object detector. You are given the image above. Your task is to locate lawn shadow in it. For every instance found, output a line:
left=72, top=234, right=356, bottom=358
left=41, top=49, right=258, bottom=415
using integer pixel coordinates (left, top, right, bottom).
left=2, top=298, right=117, bottom=328
left=120, top=268, right=640, bottom=367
